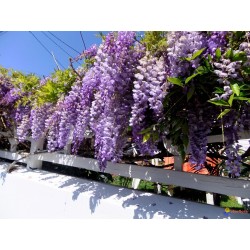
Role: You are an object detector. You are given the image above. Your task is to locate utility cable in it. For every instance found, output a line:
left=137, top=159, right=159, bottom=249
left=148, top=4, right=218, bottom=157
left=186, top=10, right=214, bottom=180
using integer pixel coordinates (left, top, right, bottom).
left=42, top=32, right=81, bottom=66
left=29, top=31, right=65, bottom=70
left=80, top=31, right=87, bottom=50
left=48, top=31, right=81, bottom=54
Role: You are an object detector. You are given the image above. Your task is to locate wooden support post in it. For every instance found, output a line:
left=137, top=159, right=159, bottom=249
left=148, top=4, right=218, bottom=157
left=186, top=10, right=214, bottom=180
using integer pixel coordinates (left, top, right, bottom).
left=7, top=128, right=18, bottom=152
left=236, top=196, right=243, bottom=205
left=206, top=192, right=214, bottom=205
left=8, top=138, right=18, bottom=152
left=131, top=178, right=141, bottom=189
left=27, top=137, right=45, bottom=170
left=64, top=127, right=74, bottom=154
left=154, top=182, right=161, bottom=194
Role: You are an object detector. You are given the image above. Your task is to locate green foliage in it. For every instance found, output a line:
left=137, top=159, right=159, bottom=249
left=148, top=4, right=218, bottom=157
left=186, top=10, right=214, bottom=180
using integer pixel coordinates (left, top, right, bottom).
left=36, top=69, right=76, bottom=106
left=231, top=83, right=240, bottom=96
left=217, top=109, right=231, bottom=119
left=185, top=48, right=206, bottom=61
left=167, top=77, right=183, bottom=87
left=215, top=48, right=221, bottom=60
left=229, top=31, right=246, bottom=50
left=11, top=71, right=40, bottom=92
left=208, top=99, right=230, bottom=107
left=141, top=31, right=167, bottom=54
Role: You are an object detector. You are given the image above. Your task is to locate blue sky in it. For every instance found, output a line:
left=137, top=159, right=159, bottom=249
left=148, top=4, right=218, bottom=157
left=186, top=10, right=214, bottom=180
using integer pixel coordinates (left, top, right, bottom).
left=0, top=31, right=105, bottom=77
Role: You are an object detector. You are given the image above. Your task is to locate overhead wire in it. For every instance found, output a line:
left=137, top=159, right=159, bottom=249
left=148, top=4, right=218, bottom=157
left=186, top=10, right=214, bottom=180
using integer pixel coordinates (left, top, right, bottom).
left=80, top=31, right=87, bottom=51
left=42, top=31, right=81, bottom=65
left=29, top=31, right=66, bottom=70
left=48, top=31, right=81, bottom=54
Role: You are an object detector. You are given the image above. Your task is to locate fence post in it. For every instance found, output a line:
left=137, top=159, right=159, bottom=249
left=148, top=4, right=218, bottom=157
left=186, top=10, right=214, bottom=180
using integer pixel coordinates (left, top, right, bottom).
left=5, top=129, right=18, bottom=152
left=27, top=136, right=45, bottom=169
left=8, top=138, right=18, bottom=152
left=64, top=127, right=74, bottom=154
left=131, top=178, right=141, bottom=189
left=206, top=192, right=214, bottom=205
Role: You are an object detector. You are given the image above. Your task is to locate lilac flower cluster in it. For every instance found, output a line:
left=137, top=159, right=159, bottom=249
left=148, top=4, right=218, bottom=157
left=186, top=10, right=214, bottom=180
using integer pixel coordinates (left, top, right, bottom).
left=213, top=59, right=242, bottom=101
left=16, top=105, right=31, bottom=142
left=129, top=53, right=167, bottom=155
left=83, top=44, right=98, bottom=59
left=30, top=104, right=51, bottom=141
left=88, top=32, right=142, bottom=170
left=166, top=32, right=207, bottom=77
left=58, top=83, right=82, bottom=149
left=239, top=33, right=250, bottom=68
left=207, top=32, right=228, bottom=56
left=223, top=111, right=242, bottom=177
left=187, top=106, right=212, bottom=169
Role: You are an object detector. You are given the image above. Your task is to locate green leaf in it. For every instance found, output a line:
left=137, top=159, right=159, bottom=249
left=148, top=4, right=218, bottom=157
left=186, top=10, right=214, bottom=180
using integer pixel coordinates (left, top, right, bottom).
left=185, top=73, right=199, bottom=84
left=196, top=66, right=209, bottom=74
left=215, top=48, right=221, bottom=60
left=239, top=84, right=250, bottom=91
left=181, top=122, right=189, bottom=134
left=143, top=133, right=151, bottom=143
left=234, top=96, right=250, bottom=101
left=203, top=60, right=212, bottom=71
left=228, top=93, right=234, bottom=107
left=225, top=48, right=233, bottom=59
left=187, top=85, right=195, bottom=101
left=242, top=66, right=250, bottom=74
left=139, top=126, right=152, bottom=134
left=167, top=77, right=183, bottom=87
left=208, top=99, right=230, bottom=107
left=231, top=83, right=240, bottom=96
left=207, top=54, right=212, bottom=62
left=214, top=87, right=224, bottom=94
left=152, top=133, right=159, bottom=142
left=217, top=109, right=230, bottom=119
left=190, top=48, right=206, bottom=60
left=232, top=51, right=247, bottom=62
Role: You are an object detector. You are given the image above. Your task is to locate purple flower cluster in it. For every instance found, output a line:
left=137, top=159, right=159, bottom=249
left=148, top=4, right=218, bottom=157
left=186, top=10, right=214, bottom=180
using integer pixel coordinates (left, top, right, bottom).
left=207, top=32, right=228, bottom=56
left=130, top=53, right=167, bottom=155
left=30, top=104, right=51, bottom=141
left=187, top=106, right=212, bottom=169
left=166, top=32, right=207, bottom=77
left=16, top=105, right=31, bottom=142
left=88, top=32, right=141, bottom=170
left=223, top=110, right=242, bottom=176
left=213, top=58, right=242, bottom=101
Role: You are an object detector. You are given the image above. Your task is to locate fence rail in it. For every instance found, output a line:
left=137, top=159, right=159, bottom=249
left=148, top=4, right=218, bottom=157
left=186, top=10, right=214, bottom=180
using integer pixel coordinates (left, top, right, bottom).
left=0, top=130, right=250, bottom=205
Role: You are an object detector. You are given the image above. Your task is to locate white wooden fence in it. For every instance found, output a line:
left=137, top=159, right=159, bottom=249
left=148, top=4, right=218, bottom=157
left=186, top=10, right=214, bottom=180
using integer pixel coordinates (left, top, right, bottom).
left=0, top=130, right=250, bottom=206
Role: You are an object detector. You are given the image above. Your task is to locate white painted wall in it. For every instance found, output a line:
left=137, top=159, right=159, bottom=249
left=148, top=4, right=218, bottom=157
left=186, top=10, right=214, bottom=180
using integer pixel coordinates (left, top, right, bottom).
left=0, top=163, right=249, bottom=219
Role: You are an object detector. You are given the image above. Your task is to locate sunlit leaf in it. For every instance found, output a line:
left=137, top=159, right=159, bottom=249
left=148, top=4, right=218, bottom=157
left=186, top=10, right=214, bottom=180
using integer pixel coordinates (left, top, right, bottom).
left=231, top=83, right=240, bottom=96
left=167, top=77, right=183, bottom=87
left=143, top=133, right=151, bottom=143
left=228, top=93, right=234, bottom=106
left=217, top=109, right=230, bottom=119
left=185, top=73, right=199, bottom=84
left=215, top=48, right=221, bottom=60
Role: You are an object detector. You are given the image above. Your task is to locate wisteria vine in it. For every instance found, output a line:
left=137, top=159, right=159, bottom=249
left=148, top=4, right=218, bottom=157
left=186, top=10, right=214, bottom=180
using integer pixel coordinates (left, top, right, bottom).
left=1, top=31, right=250, bottom=176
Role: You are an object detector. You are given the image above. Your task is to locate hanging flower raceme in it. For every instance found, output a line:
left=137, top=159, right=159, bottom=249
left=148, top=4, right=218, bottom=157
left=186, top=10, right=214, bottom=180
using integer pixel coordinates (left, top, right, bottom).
left=88, top=31, right=143, bottom=170
left=207, top=32, right=228, bottom=57
left=166, top=31, right=207, bottom=77
left=130, top=52, right=167, bottom=155
left=223, top=111, right=243, bottom=177
left=30, top=103, right=52, bottom=141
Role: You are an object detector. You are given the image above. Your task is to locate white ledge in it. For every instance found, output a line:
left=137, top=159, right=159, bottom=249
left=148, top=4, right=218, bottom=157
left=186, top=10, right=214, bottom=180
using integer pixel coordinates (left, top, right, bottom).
left=0, top=162, right=249, bottom=219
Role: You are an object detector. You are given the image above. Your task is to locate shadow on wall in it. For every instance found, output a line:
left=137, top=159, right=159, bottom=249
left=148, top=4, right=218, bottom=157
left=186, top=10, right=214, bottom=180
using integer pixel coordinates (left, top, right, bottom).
left=47, top=172, right=233, bottom=219
left=1, top=165, right=248, bottom=219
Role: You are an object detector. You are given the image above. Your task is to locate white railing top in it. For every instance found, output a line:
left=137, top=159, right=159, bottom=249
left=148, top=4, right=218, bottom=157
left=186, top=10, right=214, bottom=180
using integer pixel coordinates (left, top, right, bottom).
left=0, top=150, right=249, bottom=199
